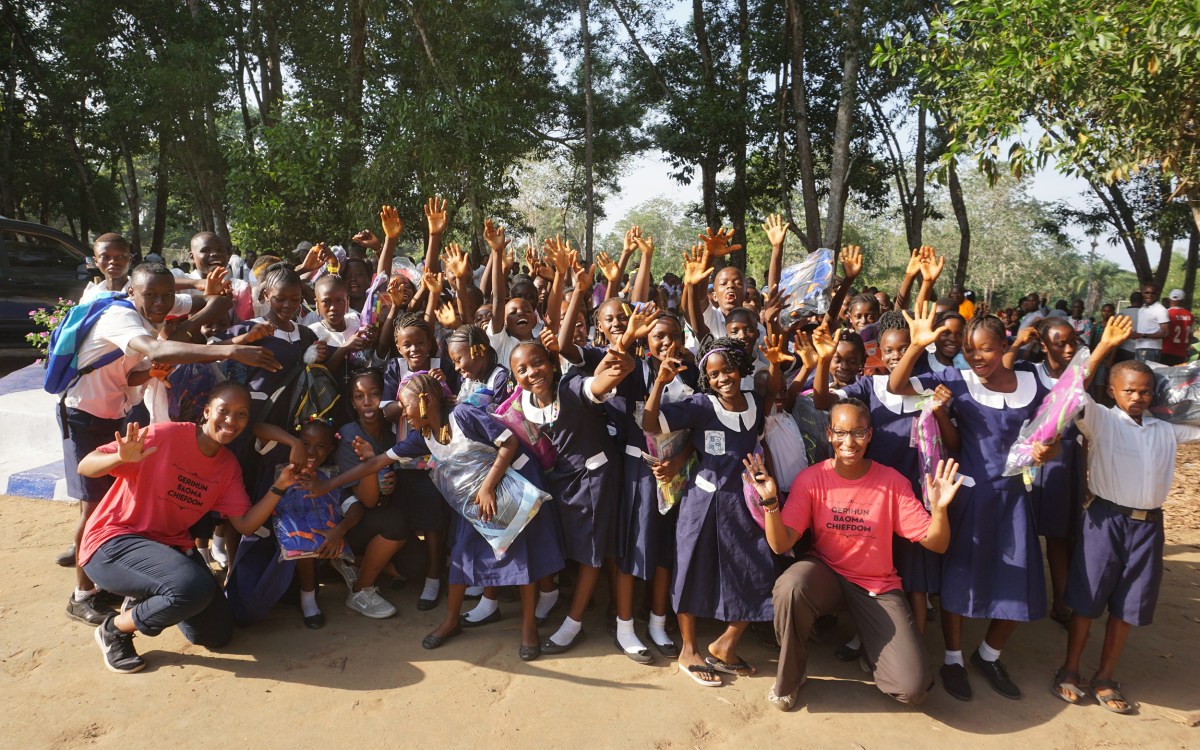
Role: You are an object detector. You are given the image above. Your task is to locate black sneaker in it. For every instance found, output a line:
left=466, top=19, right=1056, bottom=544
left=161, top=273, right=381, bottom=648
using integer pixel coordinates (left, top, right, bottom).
left=940, top=662, right=973, bottom=701
left=55, top=544, right=77, bottom=567
left=94, top=617, right=145, bottom=674
left=67, top=594, right=111, bottom=625
left=971, top=649, right=1021, bottom=699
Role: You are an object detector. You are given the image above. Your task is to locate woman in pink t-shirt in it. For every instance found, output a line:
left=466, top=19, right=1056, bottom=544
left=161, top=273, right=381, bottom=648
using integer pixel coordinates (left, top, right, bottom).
left=751, top=398, right=963, bottom=712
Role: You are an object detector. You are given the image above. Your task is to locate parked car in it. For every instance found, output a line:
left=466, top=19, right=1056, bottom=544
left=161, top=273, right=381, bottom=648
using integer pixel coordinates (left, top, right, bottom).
left=0, top=218, right=91, bottom=344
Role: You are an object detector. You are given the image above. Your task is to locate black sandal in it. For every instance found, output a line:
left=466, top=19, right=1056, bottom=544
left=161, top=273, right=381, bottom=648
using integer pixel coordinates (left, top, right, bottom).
left=1091, top=679, right=1136, bottom=714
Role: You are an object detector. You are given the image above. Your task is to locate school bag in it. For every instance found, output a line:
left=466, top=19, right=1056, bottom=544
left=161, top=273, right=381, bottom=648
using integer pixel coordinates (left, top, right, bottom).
left=255, top=327, right=344, bottom=445
left=43, top=292, right=136, bottom=395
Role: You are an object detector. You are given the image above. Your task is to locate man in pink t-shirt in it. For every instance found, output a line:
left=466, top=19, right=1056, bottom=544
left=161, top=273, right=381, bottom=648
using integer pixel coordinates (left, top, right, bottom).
left=79, top=384, right=293, bottom=674
left=749, top=398, right=963, bottom=711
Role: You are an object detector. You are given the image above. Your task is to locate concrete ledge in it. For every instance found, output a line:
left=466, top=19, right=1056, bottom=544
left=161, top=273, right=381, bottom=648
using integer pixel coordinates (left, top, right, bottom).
left=0, top=363, right=72, bottom=501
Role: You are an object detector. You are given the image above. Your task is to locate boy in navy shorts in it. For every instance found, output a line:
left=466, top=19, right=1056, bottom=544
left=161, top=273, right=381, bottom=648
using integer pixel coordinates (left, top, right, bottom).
left=1053, top=360, right=1200, bottom=713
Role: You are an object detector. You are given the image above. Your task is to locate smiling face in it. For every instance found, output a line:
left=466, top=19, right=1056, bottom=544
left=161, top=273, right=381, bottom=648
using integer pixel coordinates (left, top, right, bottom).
left=935, top=317, right=965, bottom=361
left=510, top=344, right=556, bottom=400
left=190, top=234, right=229, bottom=275
left=93, top=240, right=131, bottom=281
left=596, top=299, right=629, bottom=345
left=964, top=326, right=1007, bottom=380
left=848, top=301, right=878, bottom=333
left=474, top=304, right=493, bottom=327
left=297, top=422, right=335, bottom=471
left=725, top=314, right=759, bottom=352
left=447, top=340, right=488, bottom=381
left=504, top=297, right=535, bottom=339
left=202, top=389, right=251, bottom=445
left=264, top=281, right=303, bottom=325
left=831, top=341, right=863, bottom=387
left=1109, top=367, right=1155, bottom=421
left=827, top=402, right=872, bottom=466
left=130, top=271, right=177, bottom=326
left=395, top=325, right=432, bottom=368
left=878, top=328, right=911, bottom=373
left=648, top=316, right=683, bottom=361
left=703, top=351, right=742, bottom=400
left=713, top=267, right=745, bottom=314
left=346, top=261, right=371, bottom=298
left=350, top=374, right=383, bottom=422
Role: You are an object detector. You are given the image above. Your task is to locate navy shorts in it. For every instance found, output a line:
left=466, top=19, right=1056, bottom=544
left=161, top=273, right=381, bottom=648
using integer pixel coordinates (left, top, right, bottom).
left=58, top=407, right=122, bottom=503
left=1065, top=499, right=1163, bottom=626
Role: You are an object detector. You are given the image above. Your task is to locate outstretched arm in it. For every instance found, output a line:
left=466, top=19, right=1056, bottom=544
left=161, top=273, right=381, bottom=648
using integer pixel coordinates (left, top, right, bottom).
left=822, top=245, right=862, bottom=331
left=762, top=214, right=789, bottom=292
left=888, top=302, right=947, bottom=396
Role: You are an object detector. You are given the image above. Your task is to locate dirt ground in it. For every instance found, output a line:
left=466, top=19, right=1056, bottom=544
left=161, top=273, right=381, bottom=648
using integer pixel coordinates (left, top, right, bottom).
left=2, top=449, right=1199, bottom=749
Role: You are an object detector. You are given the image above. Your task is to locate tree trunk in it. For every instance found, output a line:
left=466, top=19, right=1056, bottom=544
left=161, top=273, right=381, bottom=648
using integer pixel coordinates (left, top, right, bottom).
left=150, top=133, right=169, bottom=255
left=948, top=158, right=971, bottom=288
left=118, top=136, right=142, bottom=256
left=0, top=53, right=15, bottom=217
left=1182, top=224, right=1198, bottom=310
left=578, top=0, right=596, bottom=261
left=786, top=0, right=820, bottom=252
left=1153, top=237, right=1173, bottom=294
left=912, top=106, right=926, bottom=248
left=726, top=0, right=751, bottom=271
left=821, top=0, right=865, bottom=250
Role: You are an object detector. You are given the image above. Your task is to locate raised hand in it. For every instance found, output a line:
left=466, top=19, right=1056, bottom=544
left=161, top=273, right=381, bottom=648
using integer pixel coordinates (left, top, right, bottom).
left=698, top=226, right=743, bottom=257
left=762, top=213, right=789, bottom=248
left=741, top=452, right=778, bottom=505
left=435, top=301, right=460, bottom=329
left=572, top=261, right=595, bottom=294
left=385, top=275, right=413, bottom=308
left=539, top=326, right=562, bottom=355
left=758, top=331, right=796, bottom=366
left=840, top=245, right=863, bottom=280
left=1012, top=325, right=1041, bottom=350
left=1101, top=314, right=1133, bottom=349
left=916, top=245, right=944, bottom=283
left=483, top=219, right=510, bottom=254
left=441, top=243, right=471, bottom=281
left=115, top=422, right=157, bottom=463
left=202, top=265, right=231, bottom=297
left=654, top=344, right=684, bottom=384
left=380, top=204, right=404, bottom=240
left=811, top=324, right=840, bottom=362
left=924, top=458, right=965, bottom=511
left=422, top=271, right=443, bottom=297
left=502, top=246, right=516, bottom=276
left=625, top=301, right=662, bottom=341
left=424, top=196, right=448, bottom=236
left=759, top=284, right=790, bottom=329
left=902, top=301, right=947, bottom=349
left=299, top=242, right=330, bottom=273
left=623, top=226, right=641, bottom=255
left=681, top=244, right=714, bottom=287
left=904, top=247, right=923, bottom=279
left=794, top=331, right=818, bottom=371
left=353, top=228, right=382, bottom=251
left=596, top=251, right=621, bottom=283
left=632, top=233, right=655, bottom=257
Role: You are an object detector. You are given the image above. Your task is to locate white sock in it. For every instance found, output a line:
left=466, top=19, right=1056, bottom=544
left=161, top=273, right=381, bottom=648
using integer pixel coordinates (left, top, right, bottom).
left=536, top=588, right=559, bottom=619
left=944, top=649, right=964, bottom=667
left=420, top=577, right=440, bottom=601
left=197, top=547, right=214, bottom=565
left=615, top=617, right=646, bottom=653
left=74, top=587, right=98, bottom=602
left=548, top=616, right=582, bottom=647
left=465, top=585, right=484, bottom=597
left=648, top=612, right=672, bottom=646
left=464, top=596, right=499, bottom=623
left=846, top=636, right=862, bottom=650
left=977, top=641, right=1001, bottom=663
left=300, top=589, right=320, bottom=617
left=212, top=534, right=227, bottom=555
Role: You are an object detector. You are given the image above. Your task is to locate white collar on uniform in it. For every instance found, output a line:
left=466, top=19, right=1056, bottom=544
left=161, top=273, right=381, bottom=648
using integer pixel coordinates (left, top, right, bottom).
left=521, top=388, right=558, bottom=424
left=708, top=393, right=757, bottom=431
left=872, top=374, right=923, bottom=414
left=925, top=350, right=949, bottom=373
left=1034, top=362, right=1058, bottom=390
left=963, top=368, right=1037, bottom=409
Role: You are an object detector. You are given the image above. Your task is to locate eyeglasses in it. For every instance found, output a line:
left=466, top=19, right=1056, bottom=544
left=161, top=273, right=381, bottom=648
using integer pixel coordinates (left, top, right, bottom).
left=829, top=429, right=870, bottom=441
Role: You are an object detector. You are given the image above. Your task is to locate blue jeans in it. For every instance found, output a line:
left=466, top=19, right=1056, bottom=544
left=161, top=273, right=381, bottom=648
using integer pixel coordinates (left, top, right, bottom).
left=83, top=535, right=234, bottom=647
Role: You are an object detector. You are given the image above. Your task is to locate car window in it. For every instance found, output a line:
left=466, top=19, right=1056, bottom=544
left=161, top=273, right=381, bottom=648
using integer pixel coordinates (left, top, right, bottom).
left=2, top=231, right=81, bottom=270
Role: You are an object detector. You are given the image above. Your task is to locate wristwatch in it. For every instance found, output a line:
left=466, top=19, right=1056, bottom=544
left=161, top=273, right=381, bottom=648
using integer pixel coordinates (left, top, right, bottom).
left=268, top=485, right=287, bottom=495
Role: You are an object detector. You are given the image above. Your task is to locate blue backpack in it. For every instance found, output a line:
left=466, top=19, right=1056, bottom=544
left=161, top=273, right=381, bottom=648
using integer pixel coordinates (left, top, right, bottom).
left=43, top=293, right=137, bottom=395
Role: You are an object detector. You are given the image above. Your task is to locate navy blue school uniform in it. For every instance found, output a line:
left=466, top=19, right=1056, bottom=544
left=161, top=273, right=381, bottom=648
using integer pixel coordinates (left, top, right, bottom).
left=457, top=364, right=510, bottom=408
left=615, top=361, right=700, bottom=580
left=380, top=354, right=452, bottom=532
left=221, top=320, right=314, bottom=498
left=659, top=391, right=775, bottom=622
left=335, top=420, right=409, bottom=550
left=1028, top=362, right=1086, bottom=539
left=836, top=374, right=941, bottom=594
left=524, top=369, right=622, bottom=568
left=912, top=362, right=1049, bottom=621
left=387, top=404, right=564, bottom=586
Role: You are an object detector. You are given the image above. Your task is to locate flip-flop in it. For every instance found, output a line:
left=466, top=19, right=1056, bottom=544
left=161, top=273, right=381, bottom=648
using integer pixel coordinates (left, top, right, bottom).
left=1091, top=679, right=1136, bottom=714
left=683, top=664, right=722, bottom=687
left=1051, top=668, right=1088, bottom=705
left=705, top=654, right=756, bottom=676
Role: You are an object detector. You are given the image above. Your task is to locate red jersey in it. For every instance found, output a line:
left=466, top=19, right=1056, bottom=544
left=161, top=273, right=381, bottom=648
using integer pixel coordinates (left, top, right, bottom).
left=1164, top=307, right=1194, bottom=358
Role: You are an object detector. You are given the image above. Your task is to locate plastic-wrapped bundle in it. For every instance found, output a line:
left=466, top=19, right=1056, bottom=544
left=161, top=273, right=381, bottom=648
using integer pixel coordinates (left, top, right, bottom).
left=1004, top=348, right=1091, bottom=479
left=763, top=407, right=808, bottom=492
left=644, top=429, right=697, bottom=515
left=429, top=444, right=549, bottom=560
left=1150, top=361, right=1200, bottom=425
left=273, top=474, right=348, bottom=561
left=909, top=397, right=944, bottom=512
left=778, top=248, right=835, bottom=324
left=360, top=272, right=389, bottom=327
left=491, top=387, right=557, bottom=469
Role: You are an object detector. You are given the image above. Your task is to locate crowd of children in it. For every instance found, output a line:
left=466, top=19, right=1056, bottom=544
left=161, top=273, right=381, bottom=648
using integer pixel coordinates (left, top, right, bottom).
left=59, top=200, right=1198, bottom=717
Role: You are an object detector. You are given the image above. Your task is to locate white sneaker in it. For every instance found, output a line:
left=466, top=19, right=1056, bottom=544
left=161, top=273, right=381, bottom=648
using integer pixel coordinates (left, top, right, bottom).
left=209, top=542, right=228, bottom=569
left=346, top=586, right=397, bottom=619
left=330, top=558, right=358, bottom=590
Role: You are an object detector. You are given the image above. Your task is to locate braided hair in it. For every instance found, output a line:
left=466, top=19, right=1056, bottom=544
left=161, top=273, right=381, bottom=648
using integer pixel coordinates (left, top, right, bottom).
left=696, top=336, right=754, bottom=394
left=259, top=262, right=302, bottom=293
left=963, top=314, right=1008, bottom=351
left=446, top=324, right=498, bottom=375
left=876, top=309, right=908, bottom=332
left=394, top=310, right=434, bottom=345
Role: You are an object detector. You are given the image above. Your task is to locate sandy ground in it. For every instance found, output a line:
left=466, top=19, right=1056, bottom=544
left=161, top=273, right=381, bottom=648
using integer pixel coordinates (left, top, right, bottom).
left=2, top=449, right=1200, bottom=749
